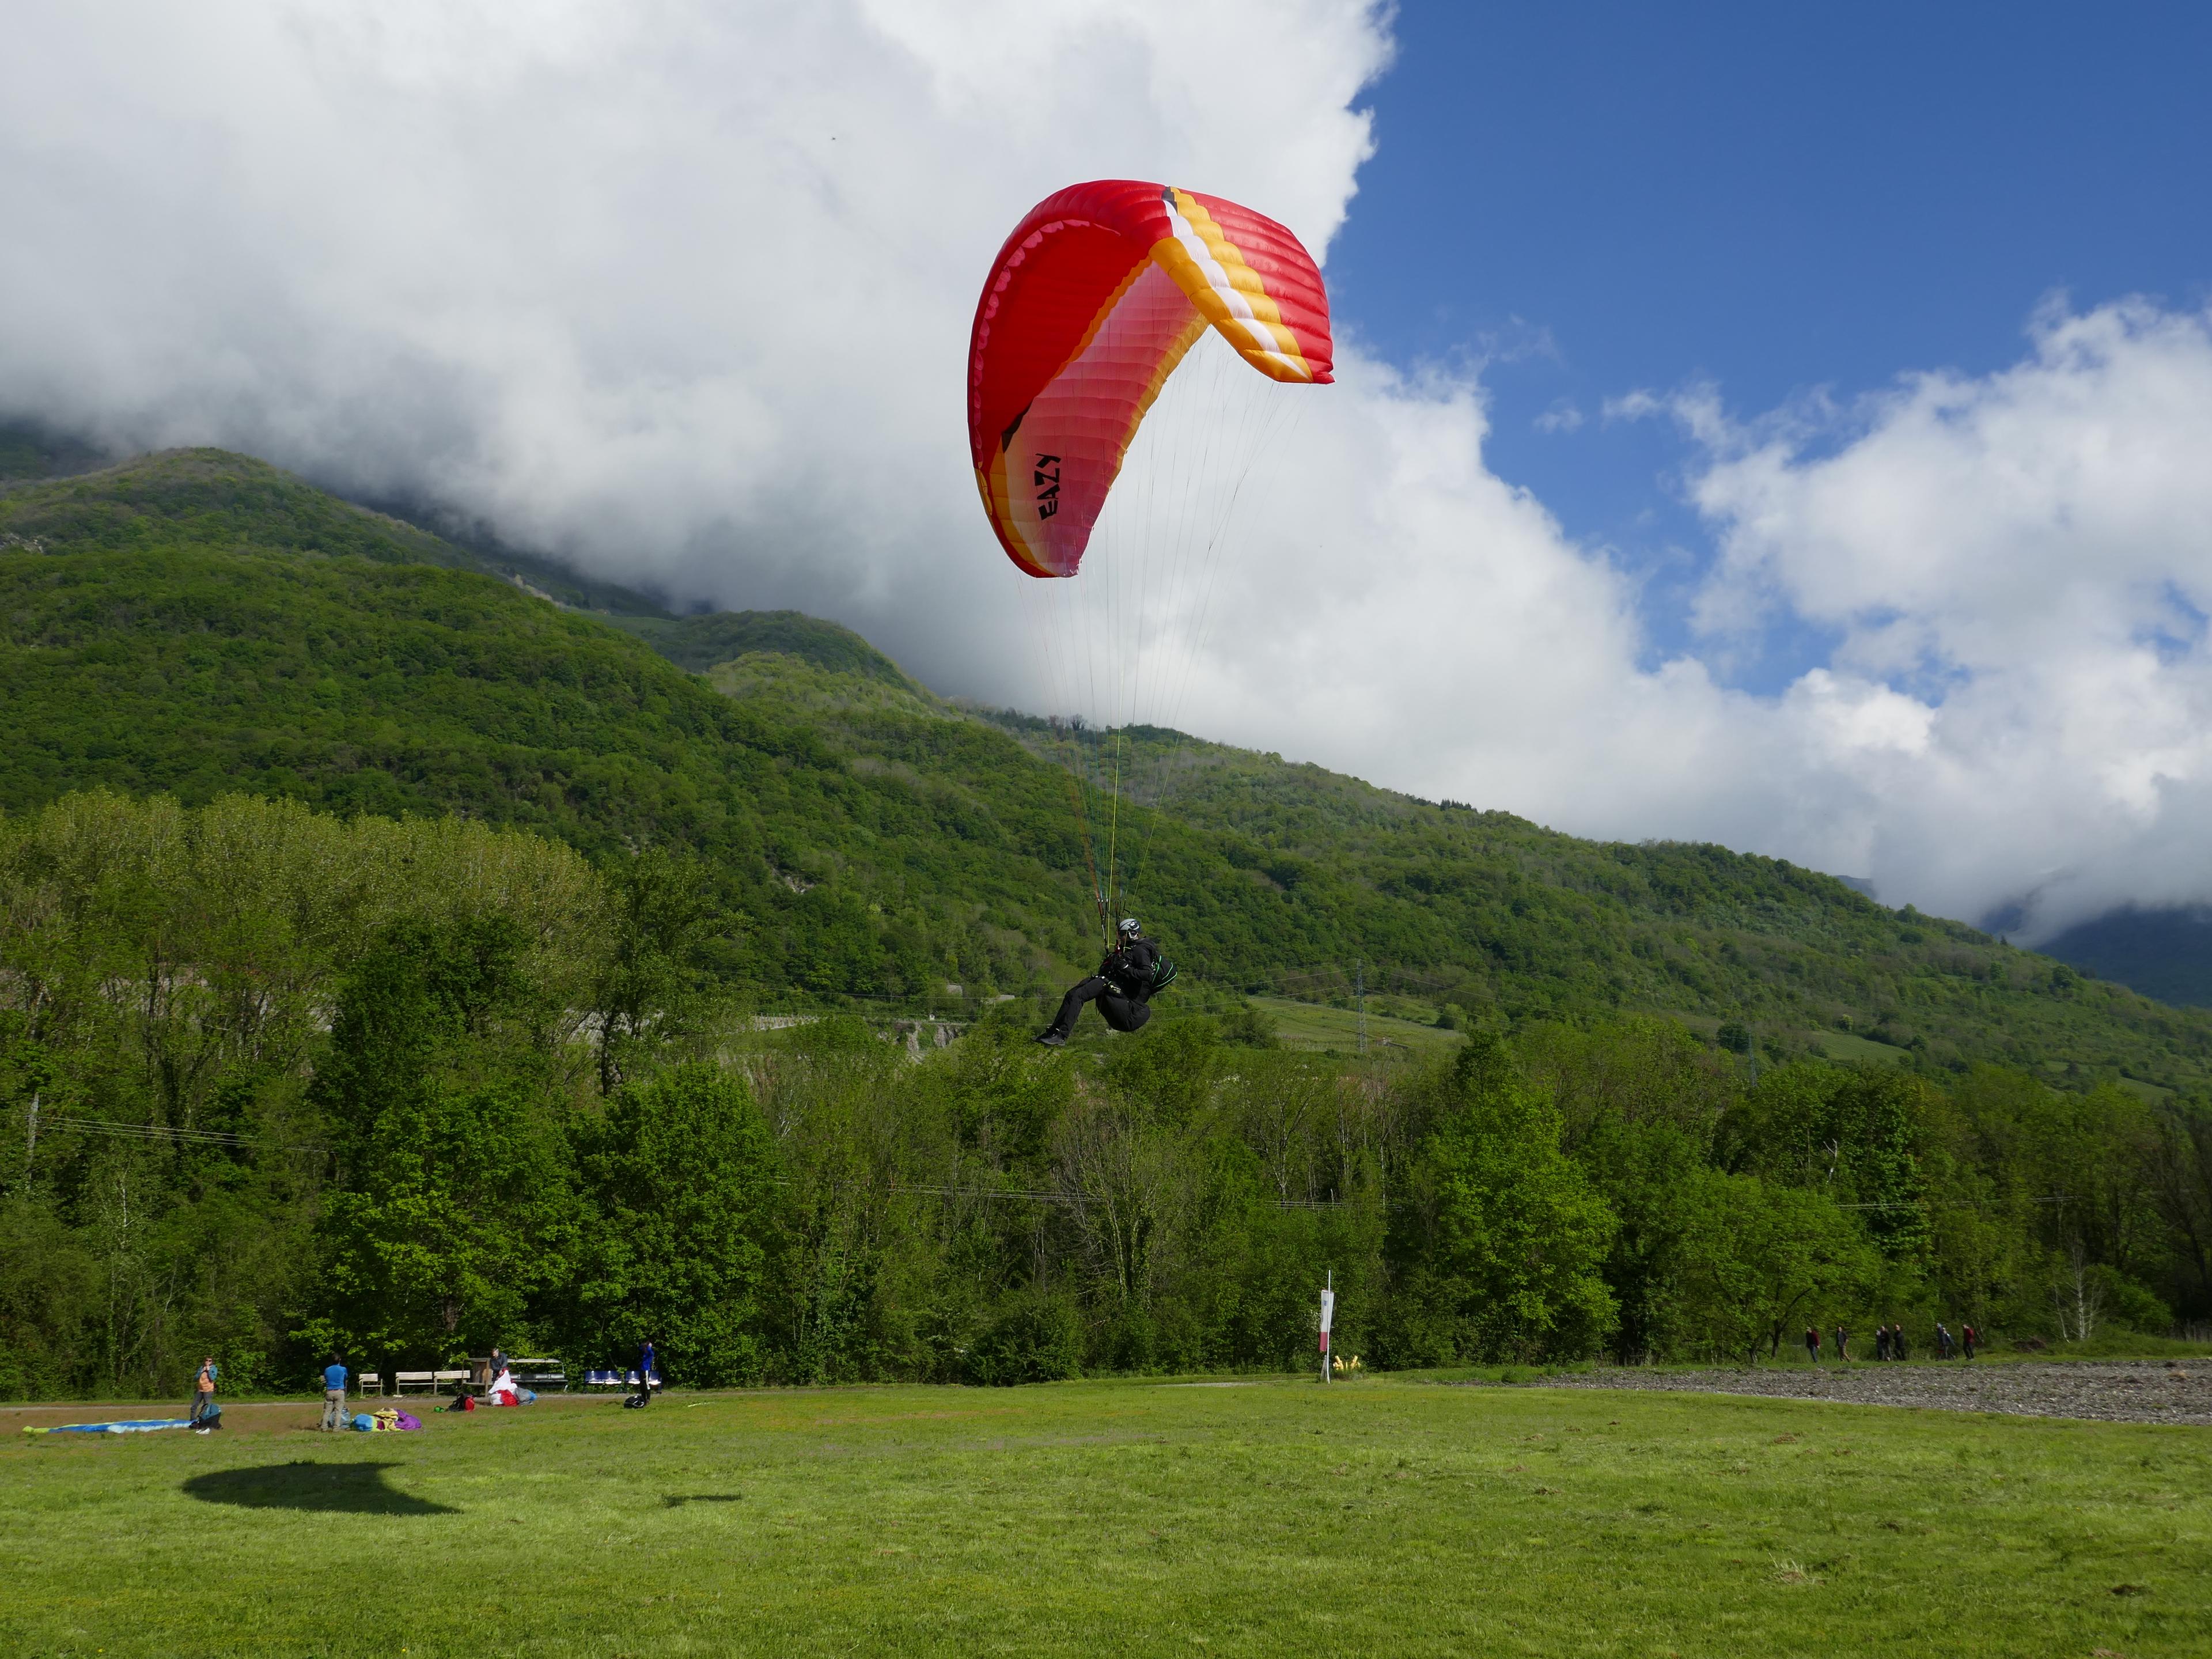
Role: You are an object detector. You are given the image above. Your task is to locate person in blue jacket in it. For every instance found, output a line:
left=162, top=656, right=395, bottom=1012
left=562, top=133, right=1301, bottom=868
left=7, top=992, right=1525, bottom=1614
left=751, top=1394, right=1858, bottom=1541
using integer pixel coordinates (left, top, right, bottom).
left=320, top=1355, right=349, bottom=1431
left=633, top=1338, right=657, bottom=1407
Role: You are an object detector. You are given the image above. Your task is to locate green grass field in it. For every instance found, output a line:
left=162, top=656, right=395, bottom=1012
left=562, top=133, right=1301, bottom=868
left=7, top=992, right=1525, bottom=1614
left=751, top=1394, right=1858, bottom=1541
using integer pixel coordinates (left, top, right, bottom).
left=1813, top=1029, right=1913, bottom=1066
left=1248, top=995, right=1463, bottom=1060
left=5, top=1376, right=2207, bottom=1658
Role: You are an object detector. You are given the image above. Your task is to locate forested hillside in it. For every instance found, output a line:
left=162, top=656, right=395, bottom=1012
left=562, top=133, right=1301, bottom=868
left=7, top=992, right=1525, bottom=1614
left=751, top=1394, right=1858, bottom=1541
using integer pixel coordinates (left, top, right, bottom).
left=6, top=446, right=2212, bottom=1399
left=0, top=449, right=1090, bottom=1001
left=3, top=447, right=2207, bottom=1090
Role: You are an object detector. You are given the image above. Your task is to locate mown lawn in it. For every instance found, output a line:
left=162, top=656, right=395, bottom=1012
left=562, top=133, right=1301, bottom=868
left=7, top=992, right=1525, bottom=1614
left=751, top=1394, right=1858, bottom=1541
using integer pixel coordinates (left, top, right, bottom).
left=4, top=1376, right=2206, bottom=1657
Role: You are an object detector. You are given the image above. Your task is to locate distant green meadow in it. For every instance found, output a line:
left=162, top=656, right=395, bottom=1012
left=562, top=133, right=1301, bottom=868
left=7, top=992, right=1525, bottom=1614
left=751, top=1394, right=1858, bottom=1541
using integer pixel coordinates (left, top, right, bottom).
left=6, top=1377, right=2206, bottom=1657
left=1245, top=994, right=1463, bottom=1059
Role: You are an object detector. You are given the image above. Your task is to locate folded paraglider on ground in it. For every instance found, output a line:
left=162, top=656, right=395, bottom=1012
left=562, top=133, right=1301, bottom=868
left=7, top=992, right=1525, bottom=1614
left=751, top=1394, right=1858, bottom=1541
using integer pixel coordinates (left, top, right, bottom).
left=351, top=1408, right=423, bottom=1431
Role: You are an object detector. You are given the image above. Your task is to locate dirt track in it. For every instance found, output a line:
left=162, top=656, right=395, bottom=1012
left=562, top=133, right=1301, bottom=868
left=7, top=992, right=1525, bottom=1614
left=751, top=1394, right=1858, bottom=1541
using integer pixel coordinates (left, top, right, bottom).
left=1533, top=1359, right=2212, bottom=1426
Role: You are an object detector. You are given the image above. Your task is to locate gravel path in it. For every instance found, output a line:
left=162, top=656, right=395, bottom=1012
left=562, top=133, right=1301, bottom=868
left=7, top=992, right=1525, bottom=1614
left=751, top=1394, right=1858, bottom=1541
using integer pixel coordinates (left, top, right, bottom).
left=1531, top=1361, right=2212, bottom=1426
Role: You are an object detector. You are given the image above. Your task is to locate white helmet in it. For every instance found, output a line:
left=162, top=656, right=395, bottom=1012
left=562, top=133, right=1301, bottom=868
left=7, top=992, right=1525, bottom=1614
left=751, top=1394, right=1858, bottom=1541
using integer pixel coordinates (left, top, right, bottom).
left=1118, top=917, right=1142, bottom=937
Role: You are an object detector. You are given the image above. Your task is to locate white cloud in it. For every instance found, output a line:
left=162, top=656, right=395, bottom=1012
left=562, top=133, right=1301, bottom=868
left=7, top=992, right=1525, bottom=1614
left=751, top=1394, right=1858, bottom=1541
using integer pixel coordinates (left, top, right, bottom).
left=1161, top=296, right=2212, bottom=947
left=7, top=5, right=2212, bottom=945
left=0, top=0, right=1385, bottom=671
left=1534, top=398, right=1584, bottom=433
left=1679, top=301, right=2212, bottom=938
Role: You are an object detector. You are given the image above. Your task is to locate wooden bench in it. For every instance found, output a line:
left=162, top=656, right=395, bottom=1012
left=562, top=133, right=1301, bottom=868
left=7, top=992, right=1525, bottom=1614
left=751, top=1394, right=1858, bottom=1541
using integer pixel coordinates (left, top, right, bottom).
left=392, top=1369, right=470, bottom=1395
left=509, top=1358, right=566, bottom=1392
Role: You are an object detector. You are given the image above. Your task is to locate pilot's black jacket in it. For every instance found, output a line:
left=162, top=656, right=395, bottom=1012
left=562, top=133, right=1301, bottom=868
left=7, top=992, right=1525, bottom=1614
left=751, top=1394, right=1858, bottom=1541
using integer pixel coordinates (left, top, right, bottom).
left=1099, top=938, right=1161, bottom=998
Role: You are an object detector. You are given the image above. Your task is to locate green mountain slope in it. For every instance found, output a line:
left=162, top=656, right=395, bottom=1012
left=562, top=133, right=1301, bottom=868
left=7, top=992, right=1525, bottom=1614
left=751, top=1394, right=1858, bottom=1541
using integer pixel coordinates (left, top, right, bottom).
left=0, top=439, right=678, bottom=616
left=2044, top=906, right=2212, bottom=1010
left=0, top=450, right=1104, bottom=997
left=960, top=714, right=2212, bottom=1088
left=0, top=420, right=107, bottom=485
left=6, top=448, right=2210, bottom=1089
left=1, top=446, right=471, bottom=569
left=608, top=609, right=915, bottom=684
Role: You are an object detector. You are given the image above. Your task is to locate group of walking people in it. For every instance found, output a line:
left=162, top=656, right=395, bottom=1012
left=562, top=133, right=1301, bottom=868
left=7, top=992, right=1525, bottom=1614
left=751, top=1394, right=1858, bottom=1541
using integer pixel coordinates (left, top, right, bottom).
left=1934, top=1321, right=1981, bottom=1359
left=1802, top=1321, right=1982, bottom=1363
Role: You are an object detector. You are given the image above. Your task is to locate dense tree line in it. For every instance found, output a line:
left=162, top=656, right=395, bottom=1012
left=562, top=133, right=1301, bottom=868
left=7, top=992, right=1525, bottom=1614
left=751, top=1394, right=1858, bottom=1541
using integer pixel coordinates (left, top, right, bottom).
left=6, top=794, right=2210, bottom=1399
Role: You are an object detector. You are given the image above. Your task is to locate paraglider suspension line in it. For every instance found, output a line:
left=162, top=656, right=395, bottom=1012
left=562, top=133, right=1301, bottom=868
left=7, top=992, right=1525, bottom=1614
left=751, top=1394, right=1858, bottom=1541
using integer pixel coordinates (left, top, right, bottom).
left=1050, top=721, right=1111, bottom=959
left=1104, top=731, right=1127, bottom=952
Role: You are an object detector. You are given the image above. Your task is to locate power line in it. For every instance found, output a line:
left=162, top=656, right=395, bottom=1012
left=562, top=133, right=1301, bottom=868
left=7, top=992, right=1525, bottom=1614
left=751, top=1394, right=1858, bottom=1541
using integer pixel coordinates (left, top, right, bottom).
left=32, top=1115, right=324, bottom=1153
left=1834, top=1194, right=2078, bottom=1211
left=887, top=1181, right=1370, bottom=1213
left=891, top=1181, right=1078, bottom=1206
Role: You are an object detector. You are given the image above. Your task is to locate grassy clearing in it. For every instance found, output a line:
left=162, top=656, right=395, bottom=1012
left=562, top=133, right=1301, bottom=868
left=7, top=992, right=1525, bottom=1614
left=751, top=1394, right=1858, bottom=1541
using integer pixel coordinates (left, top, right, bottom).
left=5, top=1377, right=2207, bottom=1657
left=1249, top=995, right=1463, bottom=1060
left=1813, top=1029, right=1914, bottom=1066
left=1663, top=1009, right=1911, bottom=1069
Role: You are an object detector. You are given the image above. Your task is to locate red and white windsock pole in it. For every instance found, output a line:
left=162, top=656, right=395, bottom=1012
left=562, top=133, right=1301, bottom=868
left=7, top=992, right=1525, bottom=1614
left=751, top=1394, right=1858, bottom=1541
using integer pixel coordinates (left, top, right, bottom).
left=1319, top=1271, right=1335, bottom=1384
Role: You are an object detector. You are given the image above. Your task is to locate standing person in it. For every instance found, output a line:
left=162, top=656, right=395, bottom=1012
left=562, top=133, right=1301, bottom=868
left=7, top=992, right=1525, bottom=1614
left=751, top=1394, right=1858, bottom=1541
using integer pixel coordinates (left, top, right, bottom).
left=633, top=1338, right=657, bottom=1407
left=1962, top=1324, right=1978, bottom=1360
left=189, top=1355, right=219, bottom=1429
left=1936, top=1322, right=1955, bottom=1359
left=1875, top=1325, right=1891, bottom=1362
left=320, top=1355, right=349, bottom=1431
left=1893, top=1325, right=1909, bottom=1362
left=1834, top=1325, right=1851, bottom=1364
left=1804, top=1325, right=1821, bottom=1365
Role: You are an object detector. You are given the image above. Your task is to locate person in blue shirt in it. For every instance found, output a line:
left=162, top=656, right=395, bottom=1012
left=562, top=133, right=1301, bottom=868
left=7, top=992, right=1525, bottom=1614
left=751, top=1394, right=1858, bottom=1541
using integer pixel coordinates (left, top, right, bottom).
left=189, top=1355, right=219, bottom=1428
left=320, top=1356, right=349, bottom=1431
left=633, top=1339, right=657, bottom=1407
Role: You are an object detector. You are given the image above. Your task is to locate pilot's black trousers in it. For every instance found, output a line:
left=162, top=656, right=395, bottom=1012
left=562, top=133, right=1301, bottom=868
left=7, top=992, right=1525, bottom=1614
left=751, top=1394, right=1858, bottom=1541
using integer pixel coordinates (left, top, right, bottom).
left=1044, top=976, right=1151, bottom=1040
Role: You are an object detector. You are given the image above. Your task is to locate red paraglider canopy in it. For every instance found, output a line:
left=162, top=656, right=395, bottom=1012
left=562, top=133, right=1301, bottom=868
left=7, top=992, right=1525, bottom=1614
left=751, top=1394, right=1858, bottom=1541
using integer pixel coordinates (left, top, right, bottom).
left=967, top=180, right=1334, bottom=579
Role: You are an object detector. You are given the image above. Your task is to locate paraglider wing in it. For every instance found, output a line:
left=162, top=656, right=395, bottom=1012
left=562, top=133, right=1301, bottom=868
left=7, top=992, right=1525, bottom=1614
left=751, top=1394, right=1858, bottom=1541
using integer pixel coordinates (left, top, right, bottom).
left=967, top=180, right=1333, bottom=578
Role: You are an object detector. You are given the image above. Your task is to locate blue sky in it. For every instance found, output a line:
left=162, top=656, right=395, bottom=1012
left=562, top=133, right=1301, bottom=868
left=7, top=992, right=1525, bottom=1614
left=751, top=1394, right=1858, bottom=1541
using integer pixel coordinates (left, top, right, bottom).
left=1331, top=2, right=2212, bottom=689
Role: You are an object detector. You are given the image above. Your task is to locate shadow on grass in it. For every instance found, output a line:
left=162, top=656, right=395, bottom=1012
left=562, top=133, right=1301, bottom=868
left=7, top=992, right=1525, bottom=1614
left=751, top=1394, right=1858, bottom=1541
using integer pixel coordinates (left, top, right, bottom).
left=662, top=1494, right=745, bottom=1508
left=184, top=1460, right=456, bottom=1515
